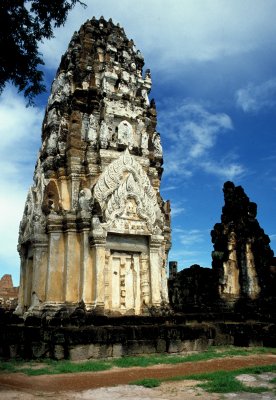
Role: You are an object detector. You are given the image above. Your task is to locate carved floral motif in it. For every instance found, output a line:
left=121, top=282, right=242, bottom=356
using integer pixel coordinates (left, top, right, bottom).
left=94, top=149, right=158, bottom=232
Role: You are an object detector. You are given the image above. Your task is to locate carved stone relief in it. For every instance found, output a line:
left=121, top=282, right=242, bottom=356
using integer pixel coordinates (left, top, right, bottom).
left=87, top=114, right=99, bottom=146
left=19, top=189, right=35, bottom=242
left=152, top=132, right=163, bottom=158
left=99, top=121, right=110, bottom=149
left=78, top=188, right=92, bottom=212
left=94, top=149, right=158, bottom=232
left=117, top=120, right=133, bottom=148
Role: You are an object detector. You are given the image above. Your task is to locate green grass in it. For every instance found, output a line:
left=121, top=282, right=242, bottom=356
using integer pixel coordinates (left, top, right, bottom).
left=113, top=346, right=276, bottom=369
left=131, top=364, right=276, bottom=394
left=0, top=360, right=24, bottom=373
left=0, top=346, right=275, bottom=376
left=20, top=359, right=112, bottom=376
left=131, top=378, right=161, bottom=388
left=0, top=358, right=112, bottom=376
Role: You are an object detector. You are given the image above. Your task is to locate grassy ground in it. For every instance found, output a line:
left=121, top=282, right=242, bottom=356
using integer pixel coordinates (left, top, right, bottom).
left=131, top=364, right=276, bottom=393
left=0, top=346, right=275, bottom=376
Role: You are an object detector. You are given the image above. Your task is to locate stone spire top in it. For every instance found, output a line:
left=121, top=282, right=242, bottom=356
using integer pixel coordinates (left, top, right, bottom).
left=38, top=17, right=162, bottom=181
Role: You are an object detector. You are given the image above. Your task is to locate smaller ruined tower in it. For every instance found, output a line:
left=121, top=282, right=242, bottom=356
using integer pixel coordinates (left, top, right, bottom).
left=211, top=181, right=274, bottom=302
left=17, top=17, right=171, bottom=316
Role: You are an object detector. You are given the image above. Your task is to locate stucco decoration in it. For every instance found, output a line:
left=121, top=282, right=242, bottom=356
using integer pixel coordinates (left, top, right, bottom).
left=152, top=132, right=163, bottom=158
left=78, top=188, right=92, bottom=212
left=94, top=149, right=157, bottom=231
left=99, top=120, right=110, bottom=148
left=48, top=71, right=72, bottom=106
left=117, top=120, right=134, bottom=147
left=87, top=114, right=99, bottom=146
left=19, top=188, right=35, bottom=242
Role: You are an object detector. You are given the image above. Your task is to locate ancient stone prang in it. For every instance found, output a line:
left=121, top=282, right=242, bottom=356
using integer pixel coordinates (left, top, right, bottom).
left=211, top=181, right=274, bottom=302
left=0, top=275, right=18, bottom=309
left=17, top=17, right=171, bottom=317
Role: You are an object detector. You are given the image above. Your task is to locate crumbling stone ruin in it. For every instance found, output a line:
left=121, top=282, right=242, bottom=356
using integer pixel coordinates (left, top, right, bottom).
left=168, top=263, right=217, bottom=312
left=17, top=17, right=171, bottom=317
left=211, top=181, right=275, bottom=305
left=0, top=275, right=18, bottom=309
left=169, top=181, right=276, bottom=313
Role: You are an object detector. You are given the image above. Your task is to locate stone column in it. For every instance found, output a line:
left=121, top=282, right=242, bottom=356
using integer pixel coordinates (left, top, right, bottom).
left=89, top=218, right=107, bottom=311
left=221, top=232, right=240, bottom=298
left=64, top=213, right=80, bottom=303
left=133, top=253, right=141, bottom=314
left=78, top=215, right=93, bottom=308
left=140, top=253, right=150, bottom=306
left=70, top=173, right=80, bottom=210
left=58, top=175, right=70, bottom=210
left=14, top=248, right=27, bottom=315
left=149, top=234, right=164, bottom=306
left=246, top=241, right=261, bottom=300
left=160, top=240, right=169, bottom=302
left=24, top=252, right=33, bottom=309
left=31, top=235, right=48, bottom=309
left=45, top=214, right=65, bottom=304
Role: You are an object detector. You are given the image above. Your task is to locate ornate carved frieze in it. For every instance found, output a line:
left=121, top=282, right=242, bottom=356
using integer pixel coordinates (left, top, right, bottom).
left=93, top=149, right=158, bottom=233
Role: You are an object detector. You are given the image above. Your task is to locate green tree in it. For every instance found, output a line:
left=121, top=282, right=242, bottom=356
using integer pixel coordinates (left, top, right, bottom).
left=0, top=0, right=86, bottom=105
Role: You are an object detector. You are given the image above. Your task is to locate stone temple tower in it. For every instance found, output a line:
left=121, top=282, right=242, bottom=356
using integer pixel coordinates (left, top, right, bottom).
left=17, top=17, right=171, bottom=316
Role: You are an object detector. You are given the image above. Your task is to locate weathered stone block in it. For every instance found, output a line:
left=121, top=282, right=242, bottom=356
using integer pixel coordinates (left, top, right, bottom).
left=32, top=342, right=49, bottom=358
left=87, top=343, right=113, bottom=359
left=156, top=339, right=166, bottom=353
left=125, top=340, right=156, bottom=355
left=53, top=344, right=65, bottom=360
left=69, top=345, right=89, bottom=361
left=112, top=343, right=123, bottom=357
left=9, top=344, right=19, bottom=358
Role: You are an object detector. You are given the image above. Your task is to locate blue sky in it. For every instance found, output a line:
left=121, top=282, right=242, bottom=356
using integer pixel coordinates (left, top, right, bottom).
left=1, top=0, right=276, bottom=285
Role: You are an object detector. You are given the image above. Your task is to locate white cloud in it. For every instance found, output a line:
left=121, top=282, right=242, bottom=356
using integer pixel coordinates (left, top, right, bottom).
left=269, top=234, right=276, bottom=242
left=179, top=229, right=204, bottom=247
left=236, top=78, right=276, bottom=113
left=160, top=185, right=178, bottom=192
left=0, top=86, right=43, bottom=282
left=200, top=161, right=245, bottom=181
left=171, top=203, right=186, bottom=217
left=159, top=100, right=242, bottom=180
left=40, top=0, right=276, bottom=73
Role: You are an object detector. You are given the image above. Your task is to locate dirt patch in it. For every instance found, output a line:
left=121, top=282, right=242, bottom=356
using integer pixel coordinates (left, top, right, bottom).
left=0, top=355, right=276, bottom=399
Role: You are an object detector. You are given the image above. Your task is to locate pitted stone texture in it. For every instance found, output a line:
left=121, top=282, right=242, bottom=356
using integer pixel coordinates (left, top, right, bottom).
left=211, top=181, right=275, bottom=303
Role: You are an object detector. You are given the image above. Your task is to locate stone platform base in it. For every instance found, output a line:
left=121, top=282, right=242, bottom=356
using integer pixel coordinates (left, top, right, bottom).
left=0, top=311, right=275, bottom=360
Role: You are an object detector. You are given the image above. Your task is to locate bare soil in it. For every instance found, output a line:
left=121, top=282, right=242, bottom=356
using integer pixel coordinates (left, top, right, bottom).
left=0, top=354, right=276, bottom=400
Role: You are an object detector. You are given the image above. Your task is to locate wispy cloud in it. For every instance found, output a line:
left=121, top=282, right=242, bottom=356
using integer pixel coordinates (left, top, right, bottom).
left=159, top=100, right=244, bottom=180
left=0, top=86, right=43, bottom=283
left=178, top=229, right=205, bottom=246
left=170, top=228, right=212, bottom=267
left=269, top=233, right=276, bottom=242
left=171, top=205, right=186, bottom=217
left=161, top=185, right=178, bottom=192
left=40, top=0, right=276, bottom=73
left=200, top=160, right=245, bottom=181
left=236, top=78, right=276, bottom=113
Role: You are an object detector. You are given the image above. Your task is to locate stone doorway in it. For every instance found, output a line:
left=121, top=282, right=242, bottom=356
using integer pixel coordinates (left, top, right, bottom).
left=108, top=251, right=141, bottom=314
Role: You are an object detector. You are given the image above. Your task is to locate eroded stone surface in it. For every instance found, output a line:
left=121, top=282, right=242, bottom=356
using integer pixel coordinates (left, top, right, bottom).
left=17, top=17, right=171, bottom=317
left=211, top=181, right=275, bottom=303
